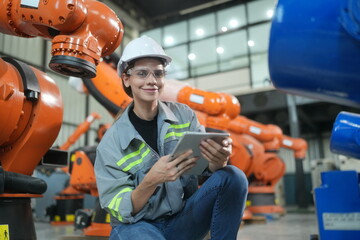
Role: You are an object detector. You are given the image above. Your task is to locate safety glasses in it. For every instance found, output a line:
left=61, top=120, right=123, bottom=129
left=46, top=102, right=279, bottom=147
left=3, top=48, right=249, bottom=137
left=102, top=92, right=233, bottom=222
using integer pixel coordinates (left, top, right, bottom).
left=127, top=68, right=166, bottom=79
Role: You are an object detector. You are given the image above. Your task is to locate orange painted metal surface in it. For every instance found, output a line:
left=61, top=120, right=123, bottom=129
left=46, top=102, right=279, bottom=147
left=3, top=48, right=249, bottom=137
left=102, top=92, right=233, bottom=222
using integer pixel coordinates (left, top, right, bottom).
left=229, top=133, right=261, bottom=176
left=229, top=132, right=285, bottom=186
left=247, top=204, right=286, bottom=215
left=0, top=0, right=123, bottom=77
left=176, top=86, right=241, bottom=130
left=0, top=193, right=43, bottom=198
left=219, top=93, right=241, bottom=119
left=251, top=152, right=285, bottom=186
left=84, top=222, right=111, bottom=237
left=70, top=150, right=98, bottom=196
left=262, top=137, right=281, bottom=152
left=229, top=115, right=283, bottom=143
left=177, top=85, right=240, bottom=118
left=194, top=111, right=207, bottom=126
left=0, top=58, right=63, bottom=175
left=281, top=135, right=308, bottom=159
left=242, top=208, right=254, bottom=220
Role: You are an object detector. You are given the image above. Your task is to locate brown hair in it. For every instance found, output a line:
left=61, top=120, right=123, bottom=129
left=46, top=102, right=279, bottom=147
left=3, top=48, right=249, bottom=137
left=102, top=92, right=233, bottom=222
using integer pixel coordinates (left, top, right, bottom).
left=121, top=61, right=136, bottom=98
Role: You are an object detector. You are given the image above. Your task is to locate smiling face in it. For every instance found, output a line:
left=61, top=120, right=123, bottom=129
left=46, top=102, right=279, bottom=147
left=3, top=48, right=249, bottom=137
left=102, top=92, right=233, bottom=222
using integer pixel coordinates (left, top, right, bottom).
left=122, top=58, right=165, bottom=106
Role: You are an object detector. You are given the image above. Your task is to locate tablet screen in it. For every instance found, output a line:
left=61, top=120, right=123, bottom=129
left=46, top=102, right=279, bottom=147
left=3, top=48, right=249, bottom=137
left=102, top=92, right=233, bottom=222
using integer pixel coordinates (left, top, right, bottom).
left=170, top=132, right=230, bottom=175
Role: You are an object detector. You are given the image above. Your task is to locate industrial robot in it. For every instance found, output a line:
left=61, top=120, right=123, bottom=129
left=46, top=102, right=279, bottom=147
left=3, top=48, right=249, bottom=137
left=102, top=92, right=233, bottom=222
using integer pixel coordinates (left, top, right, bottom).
left=0, top=0, right=123, bottom=239
left=268, top=0, right=360, bottom=239
left=46, top=112, right=101, bottom=225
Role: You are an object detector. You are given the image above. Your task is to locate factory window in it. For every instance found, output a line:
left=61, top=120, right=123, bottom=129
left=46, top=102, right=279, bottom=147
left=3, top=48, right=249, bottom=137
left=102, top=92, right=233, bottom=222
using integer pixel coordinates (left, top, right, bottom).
left=217, top=5, right=247, bottom=33
left=166, top=44, right=189, bottom=79
left=251, top=53, right=270, bottom=88
left=247, top=0, right=276, bottom=24
left=218, top=30, right=249, bottom=71
left=189, top=13, right=216, bottom=41
left=248, top=23, right=271, bottom=54
left=189, top=37, right=218, bottom=76
left=163, top=21, right=188, bottom=47
left=142, top=28, right=162, bottom=45
left=140, top=0, right=276, bottom=89
left=248, top=23, right=272, bottom=87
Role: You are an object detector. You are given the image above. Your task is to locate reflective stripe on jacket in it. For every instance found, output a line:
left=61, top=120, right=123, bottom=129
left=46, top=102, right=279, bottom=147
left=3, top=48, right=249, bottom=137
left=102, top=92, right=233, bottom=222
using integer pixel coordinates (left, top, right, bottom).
left=95, top=101, right=205, bottom=225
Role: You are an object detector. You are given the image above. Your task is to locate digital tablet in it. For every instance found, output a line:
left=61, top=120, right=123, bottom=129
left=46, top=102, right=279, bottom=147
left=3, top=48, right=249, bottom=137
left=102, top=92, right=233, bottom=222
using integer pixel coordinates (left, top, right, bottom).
left=170, top=132, right=230, bottom=175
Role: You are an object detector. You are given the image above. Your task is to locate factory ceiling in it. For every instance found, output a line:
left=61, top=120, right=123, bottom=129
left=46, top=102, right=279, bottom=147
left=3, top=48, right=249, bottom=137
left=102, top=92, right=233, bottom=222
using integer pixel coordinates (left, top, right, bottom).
left=107, top=0, right=360, bottom=139
left=109, top=0, right=247, bottom=29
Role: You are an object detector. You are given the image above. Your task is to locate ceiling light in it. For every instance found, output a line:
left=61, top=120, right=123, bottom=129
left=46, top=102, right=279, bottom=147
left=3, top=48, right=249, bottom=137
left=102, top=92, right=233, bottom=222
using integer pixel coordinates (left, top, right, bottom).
left=216, top=47, right=224, bottom=54
left=221, top=26, right=228, bottom=32
left=229, top=19, right=238, bottom=28
left=188, top=53, right=196, bottom=60
left=248, top=40, right=255, bottom=47
left=195, top=28, right=204, bottom=36
left=165, top=36, right=174, bottom=45
left=267, top=9, right=274, bottom=18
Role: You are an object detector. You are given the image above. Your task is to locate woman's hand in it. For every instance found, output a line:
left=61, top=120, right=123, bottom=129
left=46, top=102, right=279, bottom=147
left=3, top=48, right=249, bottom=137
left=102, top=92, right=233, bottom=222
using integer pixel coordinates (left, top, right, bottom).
left=145, top=150, right=199, bottom=185
left=132, top=150, right=197, bottom=215
left=199, top=137, right=232, bottom=172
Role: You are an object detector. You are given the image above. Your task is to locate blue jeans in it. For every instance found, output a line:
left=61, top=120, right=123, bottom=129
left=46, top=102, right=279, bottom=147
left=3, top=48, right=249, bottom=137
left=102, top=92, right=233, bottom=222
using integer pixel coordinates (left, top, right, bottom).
left=109, top=166, right=248, bottom=240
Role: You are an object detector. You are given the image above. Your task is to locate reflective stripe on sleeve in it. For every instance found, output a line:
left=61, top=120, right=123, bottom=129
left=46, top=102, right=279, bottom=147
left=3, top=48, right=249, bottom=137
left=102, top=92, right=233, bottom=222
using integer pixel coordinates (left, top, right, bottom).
left=108, top=187, right=132, bottom=222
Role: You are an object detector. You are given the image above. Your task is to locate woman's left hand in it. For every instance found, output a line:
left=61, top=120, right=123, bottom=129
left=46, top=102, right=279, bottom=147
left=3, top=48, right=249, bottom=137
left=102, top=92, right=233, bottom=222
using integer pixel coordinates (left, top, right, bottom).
left=199, top=136, right=232, bottom=172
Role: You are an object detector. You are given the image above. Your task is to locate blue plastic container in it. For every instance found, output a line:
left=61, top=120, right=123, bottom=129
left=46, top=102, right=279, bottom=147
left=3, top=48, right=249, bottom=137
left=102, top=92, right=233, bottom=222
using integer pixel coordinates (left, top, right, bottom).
left=331, top=111, right=360, bottom=159
left=314, top=170, right=360, bottom=240
left=268, top=0, right=360, bottom=107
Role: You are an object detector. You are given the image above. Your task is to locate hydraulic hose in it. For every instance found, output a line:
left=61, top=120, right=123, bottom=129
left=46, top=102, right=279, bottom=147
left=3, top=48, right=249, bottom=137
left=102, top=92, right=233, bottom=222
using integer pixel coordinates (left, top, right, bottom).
left=0, top=167, right=47, bottom=194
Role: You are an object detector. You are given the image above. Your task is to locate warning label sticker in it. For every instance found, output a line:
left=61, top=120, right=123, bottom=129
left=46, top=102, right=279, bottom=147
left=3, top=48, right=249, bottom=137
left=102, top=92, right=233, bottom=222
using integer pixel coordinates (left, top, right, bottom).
left=20, top=0, right=40, bottom=9
left=323, top=212, right=360, bottom=230
left=0, top=224, right=10, bottom=240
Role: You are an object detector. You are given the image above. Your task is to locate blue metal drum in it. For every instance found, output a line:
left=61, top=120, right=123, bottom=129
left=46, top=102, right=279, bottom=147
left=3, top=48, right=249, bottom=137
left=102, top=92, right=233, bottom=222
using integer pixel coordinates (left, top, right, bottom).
left=331, top=111, right=360, bottom=159
left=268, top=0, right=360, bottom=108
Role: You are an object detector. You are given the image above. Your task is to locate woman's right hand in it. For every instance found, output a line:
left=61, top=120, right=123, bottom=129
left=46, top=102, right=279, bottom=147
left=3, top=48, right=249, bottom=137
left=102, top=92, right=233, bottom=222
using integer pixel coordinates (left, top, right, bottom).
left=131, top=150, right=198, bottom=215
left=145, top=150, right=199, bottom=185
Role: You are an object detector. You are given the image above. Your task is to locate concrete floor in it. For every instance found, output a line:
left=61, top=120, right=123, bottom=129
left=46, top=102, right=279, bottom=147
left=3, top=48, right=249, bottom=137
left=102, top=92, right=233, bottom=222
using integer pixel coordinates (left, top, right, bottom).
left=34, top=209, right=319, bottom=240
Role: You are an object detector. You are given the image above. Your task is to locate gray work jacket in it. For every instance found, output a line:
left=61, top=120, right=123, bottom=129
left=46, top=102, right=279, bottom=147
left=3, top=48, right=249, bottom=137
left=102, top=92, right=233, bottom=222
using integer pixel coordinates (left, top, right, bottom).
left=94, top=101, right=205, bottom=225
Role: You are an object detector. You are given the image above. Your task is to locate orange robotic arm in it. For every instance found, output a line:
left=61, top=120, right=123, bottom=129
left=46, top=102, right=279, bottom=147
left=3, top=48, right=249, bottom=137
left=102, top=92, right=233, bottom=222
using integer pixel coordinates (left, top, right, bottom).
left=67, top=54, right=132, bottom=116
left=229, top=132, right=285, bottom=185
left=0, top=0, right=123, bottom=78
left=229, top=133, right=260, bottom=176
left=228, top=116, right=283, bottom=151
left=229, top=116, right=283, bottom=142
left=161, top=79, right=241, bottom=130
left=0, top=57, right=63, bottom=175
left=280, top=135, right=308, bottom=159
left=73, top=57, right=239, bottom=121
left=0, top=56, right=62, bottom=194
left=59, top=112, right=101, bottom=151
left=82, top=60, right=132, bottom=117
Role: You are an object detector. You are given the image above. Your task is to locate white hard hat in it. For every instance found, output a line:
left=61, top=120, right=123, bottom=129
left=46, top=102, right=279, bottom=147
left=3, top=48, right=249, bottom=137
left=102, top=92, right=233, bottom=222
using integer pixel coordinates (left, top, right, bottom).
left=117, top=35, right=172, bottom=75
